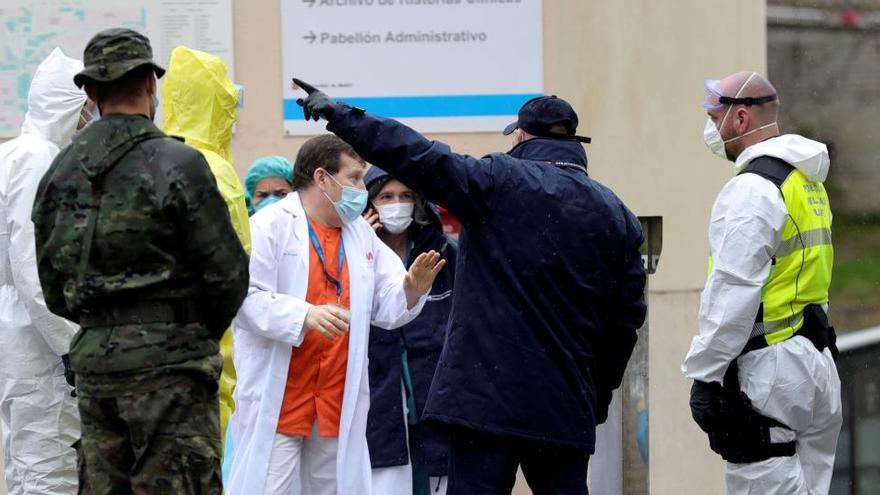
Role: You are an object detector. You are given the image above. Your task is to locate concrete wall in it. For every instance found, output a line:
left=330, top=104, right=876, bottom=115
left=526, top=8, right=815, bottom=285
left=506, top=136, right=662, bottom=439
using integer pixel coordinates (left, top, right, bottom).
left=0, top=1, right=767, bottom=493
left=768, top=25, right=880, bottom=213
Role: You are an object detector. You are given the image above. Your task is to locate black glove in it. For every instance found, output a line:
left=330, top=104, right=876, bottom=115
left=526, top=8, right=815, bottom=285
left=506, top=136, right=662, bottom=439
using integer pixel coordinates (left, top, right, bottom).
left=689, top=380, right=725, bottom=433
left=61, top=354, right=77, bottom=398
left=292, top=78, right=336, bottom=121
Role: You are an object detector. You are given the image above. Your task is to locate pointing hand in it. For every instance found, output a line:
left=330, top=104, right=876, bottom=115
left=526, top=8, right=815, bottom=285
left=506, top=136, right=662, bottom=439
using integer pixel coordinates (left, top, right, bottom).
left=292, top=77, right=336, bottom=121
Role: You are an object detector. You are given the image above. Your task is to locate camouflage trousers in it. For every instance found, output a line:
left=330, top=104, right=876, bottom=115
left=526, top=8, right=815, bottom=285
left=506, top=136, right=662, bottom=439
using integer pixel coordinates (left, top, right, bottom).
left=75, top=370, right=222, bottom=495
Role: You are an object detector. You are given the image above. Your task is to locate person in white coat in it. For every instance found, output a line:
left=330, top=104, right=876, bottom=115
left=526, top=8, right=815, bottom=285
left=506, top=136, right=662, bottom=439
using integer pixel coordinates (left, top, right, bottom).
left=227, top=134, right=445, bottom=495
left=0, top=47, right=92, bottom=494
left=683, top=71, right=841, bottom=495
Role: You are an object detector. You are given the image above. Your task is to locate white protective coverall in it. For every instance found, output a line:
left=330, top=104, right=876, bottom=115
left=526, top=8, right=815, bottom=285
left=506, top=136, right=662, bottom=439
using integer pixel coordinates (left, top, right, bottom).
left=227, top=192, right=427, bottom=495
left=682, top=134, right=842, bottom=495
left=0, top=48, right=85, bottom=494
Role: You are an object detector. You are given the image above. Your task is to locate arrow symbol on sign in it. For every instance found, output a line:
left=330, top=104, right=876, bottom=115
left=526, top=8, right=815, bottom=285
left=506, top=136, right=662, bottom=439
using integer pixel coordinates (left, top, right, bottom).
left=303, top=31, right=317, bottom=44
left=303, top=0, right=316, bottom=6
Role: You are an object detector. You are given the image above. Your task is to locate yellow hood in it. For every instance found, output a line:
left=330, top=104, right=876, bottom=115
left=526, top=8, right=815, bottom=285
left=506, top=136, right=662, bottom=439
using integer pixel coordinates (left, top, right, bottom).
left=162, top=46, right=238, bottom=162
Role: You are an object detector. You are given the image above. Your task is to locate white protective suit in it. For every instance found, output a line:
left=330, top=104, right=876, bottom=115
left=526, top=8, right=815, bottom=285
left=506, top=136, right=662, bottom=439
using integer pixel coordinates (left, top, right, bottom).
left=0, top=48, right=85, bottom=494
left=682, top=135, right=842, bottom=495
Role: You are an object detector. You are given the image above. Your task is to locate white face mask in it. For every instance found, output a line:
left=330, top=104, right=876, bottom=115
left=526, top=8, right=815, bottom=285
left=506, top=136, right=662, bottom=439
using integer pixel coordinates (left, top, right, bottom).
left=703, top=117, right=728, bottom=159
left=703, top=72, right=777, bottom=161
left=376, top=203, right=414, bottom=234
left=704, top=117, right=779, bottom=161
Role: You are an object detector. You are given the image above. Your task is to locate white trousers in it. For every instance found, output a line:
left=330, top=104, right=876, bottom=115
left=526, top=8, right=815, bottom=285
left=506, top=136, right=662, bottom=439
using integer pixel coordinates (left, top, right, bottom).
left=726, top=336, right=842, bottom=495
left=264, top=422, right=338, bottom=495
left=0, top=364, right=79, bottom=495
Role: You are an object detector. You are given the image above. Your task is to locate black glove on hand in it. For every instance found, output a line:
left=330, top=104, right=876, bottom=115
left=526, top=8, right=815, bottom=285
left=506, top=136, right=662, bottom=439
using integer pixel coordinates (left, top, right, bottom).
left=61, top=354, right=77, bottom=398
left=292, top=78, right=336, bottom=121
left=689, top=380, right=725, bottom=433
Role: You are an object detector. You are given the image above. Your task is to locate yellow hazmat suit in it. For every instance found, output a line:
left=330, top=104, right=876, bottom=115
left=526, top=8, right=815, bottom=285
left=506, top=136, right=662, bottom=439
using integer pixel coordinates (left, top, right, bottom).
left=161, top=46, right=250, bottom=447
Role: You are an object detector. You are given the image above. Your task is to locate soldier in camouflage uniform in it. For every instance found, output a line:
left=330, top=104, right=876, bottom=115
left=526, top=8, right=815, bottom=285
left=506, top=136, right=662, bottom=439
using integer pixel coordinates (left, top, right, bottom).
left=31, top=28, right=249, bottom=494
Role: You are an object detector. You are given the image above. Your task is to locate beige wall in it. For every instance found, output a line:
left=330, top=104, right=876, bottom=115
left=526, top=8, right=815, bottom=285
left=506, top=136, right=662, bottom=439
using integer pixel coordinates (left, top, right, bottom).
left=0, top=1, right=765, bottom=493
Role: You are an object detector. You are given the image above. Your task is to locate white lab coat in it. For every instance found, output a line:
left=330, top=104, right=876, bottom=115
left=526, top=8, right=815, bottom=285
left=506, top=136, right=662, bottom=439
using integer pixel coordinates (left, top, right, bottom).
left=0, top=48, right=85, bottom=494
left=227, top=192, right=427, bottom=495
left=683, top=135, right=842, bottom=495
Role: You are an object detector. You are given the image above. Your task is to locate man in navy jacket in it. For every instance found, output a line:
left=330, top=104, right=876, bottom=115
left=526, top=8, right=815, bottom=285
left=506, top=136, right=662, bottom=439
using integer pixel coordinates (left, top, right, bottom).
left=294, top=79, right=647, bottom=495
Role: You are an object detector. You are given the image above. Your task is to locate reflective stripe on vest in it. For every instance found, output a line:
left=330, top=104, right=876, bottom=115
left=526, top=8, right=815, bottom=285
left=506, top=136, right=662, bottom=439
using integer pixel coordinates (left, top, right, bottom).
left=743, top=156, right=834, bottom=346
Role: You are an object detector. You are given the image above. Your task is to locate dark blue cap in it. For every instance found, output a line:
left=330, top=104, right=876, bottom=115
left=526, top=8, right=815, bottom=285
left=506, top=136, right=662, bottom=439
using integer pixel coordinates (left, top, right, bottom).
left=502, top=95, right=591, bottom=143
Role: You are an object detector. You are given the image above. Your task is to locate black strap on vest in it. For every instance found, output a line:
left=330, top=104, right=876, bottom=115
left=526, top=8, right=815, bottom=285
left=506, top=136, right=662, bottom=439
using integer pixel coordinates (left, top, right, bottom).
left=740, top=155, right=795, bottom=192
left=739, top=305, right=839, bottom=359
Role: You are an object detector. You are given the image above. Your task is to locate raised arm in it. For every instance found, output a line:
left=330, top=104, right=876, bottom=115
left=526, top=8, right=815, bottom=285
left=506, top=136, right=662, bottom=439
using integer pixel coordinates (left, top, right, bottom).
left=293, top=78, right=501, bottom=220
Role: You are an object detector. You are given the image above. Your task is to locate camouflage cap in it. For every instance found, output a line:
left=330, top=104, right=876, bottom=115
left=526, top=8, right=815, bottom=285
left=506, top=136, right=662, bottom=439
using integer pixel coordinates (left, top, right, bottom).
left=73, top=28, right=166, bottom=88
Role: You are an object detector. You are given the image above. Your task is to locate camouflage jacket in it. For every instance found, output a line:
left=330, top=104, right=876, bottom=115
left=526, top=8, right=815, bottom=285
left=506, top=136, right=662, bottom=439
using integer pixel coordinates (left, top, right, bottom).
left=32, top=113, right=249, bottom=374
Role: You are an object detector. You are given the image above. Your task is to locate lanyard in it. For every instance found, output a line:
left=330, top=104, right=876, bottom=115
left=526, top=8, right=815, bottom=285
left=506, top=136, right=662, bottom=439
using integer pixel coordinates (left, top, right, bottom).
left=307, top=220, right=346, bottom=301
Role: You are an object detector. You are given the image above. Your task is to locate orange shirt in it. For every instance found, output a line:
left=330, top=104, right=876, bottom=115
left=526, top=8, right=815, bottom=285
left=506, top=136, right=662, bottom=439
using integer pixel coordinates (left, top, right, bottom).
left=277, top=217, right=351, bottom=437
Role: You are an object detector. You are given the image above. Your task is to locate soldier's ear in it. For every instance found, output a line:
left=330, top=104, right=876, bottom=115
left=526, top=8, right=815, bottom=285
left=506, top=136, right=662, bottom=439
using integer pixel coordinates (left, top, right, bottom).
left=145, top=74, right=157, bottom=96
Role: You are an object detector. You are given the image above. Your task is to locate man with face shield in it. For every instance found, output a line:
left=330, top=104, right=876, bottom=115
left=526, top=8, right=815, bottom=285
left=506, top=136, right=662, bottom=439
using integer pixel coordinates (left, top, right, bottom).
left=362, top=166, right=458, bottom=495
left=31, top=28, right=250, bottom=493
left=0, top=47, right=88, bottom=495
left=228, top=135, right=446, bottom=495
left=683, top=71, right=842, bottom=494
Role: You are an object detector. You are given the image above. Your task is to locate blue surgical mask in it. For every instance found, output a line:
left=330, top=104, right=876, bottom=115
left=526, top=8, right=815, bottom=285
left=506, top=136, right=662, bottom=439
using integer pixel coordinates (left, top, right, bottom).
left=324, top=172, right=368, bottom=225
left=254, top=194, right=283, bottom=213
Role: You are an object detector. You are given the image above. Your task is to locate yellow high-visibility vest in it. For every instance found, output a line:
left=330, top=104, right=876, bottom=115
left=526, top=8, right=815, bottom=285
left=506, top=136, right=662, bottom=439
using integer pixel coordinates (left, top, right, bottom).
left=711, top=156, right=833, bottom=347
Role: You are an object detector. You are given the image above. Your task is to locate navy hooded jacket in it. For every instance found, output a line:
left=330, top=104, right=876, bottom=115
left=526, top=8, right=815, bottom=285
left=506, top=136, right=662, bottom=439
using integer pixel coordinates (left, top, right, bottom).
left=327, top=105, right=646, bottom=452
left=364, top=167, right=457, bottom=474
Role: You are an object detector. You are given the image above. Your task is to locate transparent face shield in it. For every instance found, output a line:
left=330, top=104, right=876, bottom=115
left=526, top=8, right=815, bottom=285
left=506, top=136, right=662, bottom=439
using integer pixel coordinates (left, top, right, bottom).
left=703, top=79, right=727, bottom=112
left=703, top=77, right=779, bottom=112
